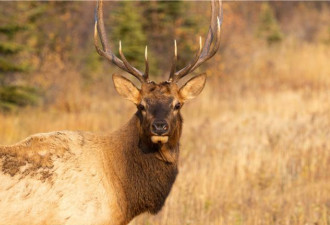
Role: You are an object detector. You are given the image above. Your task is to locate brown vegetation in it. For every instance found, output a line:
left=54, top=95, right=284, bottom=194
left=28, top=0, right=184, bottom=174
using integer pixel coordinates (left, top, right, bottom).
left=132, top=40, right=330, bottom=225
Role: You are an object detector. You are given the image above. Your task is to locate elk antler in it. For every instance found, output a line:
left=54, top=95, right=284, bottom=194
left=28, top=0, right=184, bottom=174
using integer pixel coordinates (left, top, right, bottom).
left=168, top=0, right=223, bottom=83
left=94, top=0, right=149, bottom=83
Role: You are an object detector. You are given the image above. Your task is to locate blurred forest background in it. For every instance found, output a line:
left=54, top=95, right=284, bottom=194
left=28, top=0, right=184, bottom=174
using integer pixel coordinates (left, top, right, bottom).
left=0, top=1, right=330, bottom=225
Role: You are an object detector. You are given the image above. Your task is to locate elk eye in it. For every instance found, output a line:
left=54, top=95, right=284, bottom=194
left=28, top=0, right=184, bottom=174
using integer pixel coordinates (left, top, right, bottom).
left=138, top=104, right=145, bottom=111
left=174, top=103, right=181, bottom=110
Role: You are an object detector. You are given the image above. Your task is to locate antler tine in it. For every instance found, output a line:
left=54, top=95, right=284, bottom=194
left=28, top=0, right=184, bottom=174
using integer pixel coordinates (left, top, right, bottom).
left=190, top=15, right=221, bottom=72
left=199, top=0, right=218, bottom=59
left=169, top=0, right=222, bottom=82
left=196, top=0, right=222, bottom=62
left=94, top=15, right=127, bottom=72
left=95, top=1, right=109, bottom=52
left=189, top=0, right=222, bottom=72
left=118, top=41, right=144, bottom=82
left=94, top=0, right=147, bottom=83
left=144, top=46, right=149, bottom=81
left=95, top=1, right=126, bottom=71
left=173, top=36, right=203, bottom=82
left=169, top=40, right=177, bottom=82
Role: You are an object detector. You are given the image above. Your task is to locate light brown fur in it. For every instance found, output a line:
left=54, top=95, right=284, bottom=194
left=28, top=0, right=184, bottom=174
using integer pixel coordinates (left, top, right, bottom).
left=0, top=131, right=115, bottom=225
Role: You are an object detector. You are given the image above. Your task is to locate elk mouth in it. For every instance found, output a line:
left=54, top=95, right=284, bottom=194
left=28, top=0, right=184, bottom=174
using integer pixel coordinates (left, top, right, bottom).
left=151, top=136, right=169, bottom=144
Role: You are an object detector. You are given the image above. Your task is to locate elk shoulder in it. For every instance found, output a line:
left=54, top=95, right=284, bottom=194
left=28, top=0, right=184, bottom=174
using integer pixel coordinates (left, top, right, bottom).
left=0, top=131, right=118, bottom=225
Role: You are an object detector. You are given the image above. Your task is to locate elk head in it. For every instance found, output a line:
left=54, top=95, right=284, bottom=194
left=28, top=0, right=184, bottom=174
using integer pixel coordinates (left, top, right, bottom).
left=94, top=0, right=222, bottom=155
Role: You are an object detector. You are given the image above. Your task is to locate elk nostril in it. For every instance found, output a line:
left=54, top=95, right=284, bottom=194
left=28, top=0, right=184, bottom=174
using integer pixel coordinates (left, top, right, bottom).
left=152, top=120, right=169, bottom=134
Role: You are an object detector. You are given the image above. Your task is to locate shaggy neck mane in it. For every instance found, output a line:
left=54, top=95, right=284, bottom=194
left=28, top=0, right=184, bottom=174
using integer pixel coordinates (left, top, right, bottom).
left=108, top=115, right=182, bottom=222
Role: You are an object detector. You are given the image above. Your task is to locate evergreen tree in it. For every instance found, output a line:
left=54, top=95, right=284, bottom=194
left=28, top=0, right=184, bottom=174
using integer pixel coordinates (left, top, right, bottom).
left=0, top=2, right=40, bottom=111
left=258, top=2, right=283, bottom=45
left=110, top=2, right=147, bottom=72
left=141, top=1, right=202, bottom=76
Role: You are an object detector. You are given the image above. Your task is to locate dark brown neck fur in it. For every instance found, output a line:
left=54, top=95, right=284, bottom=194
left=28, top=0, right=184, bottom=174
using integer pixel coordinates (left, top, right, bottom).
left=106, top=115, right=182, bottom=223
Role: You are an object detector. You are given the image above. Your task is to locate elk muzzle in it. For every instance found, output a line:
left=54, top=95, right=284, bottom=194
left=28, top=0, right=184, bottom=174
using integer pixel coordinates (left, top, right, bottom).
left=151, top=120, right=169, bottom=144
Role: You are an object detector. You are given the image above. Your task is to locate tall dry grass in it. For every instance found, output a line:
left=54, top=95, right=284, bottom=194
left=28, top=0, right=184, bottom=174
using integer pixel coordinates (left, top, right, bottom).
left=0, top=40, right=329, bottom=225
left=129, top=41, right=330, bottom=225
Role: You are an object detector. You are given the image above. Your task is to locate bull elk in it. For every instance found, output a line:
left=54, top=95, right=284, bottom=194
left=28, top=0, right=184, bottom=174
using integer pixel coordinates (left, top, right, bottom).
left=0, top=1, right=222, bottom=224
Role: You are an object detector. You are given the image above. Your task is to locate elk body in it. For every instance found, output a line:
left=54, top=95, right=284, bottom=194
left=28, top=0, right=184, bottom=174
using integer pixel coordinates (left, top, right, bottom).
left=0, top=1, right=222, bottom=224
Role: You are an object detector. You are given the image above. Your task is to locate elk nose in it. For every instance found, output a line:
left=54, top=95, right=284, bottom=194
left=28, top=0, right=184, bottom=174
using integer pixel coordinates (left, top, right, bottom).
left=152, top=120, right=169, bottom=135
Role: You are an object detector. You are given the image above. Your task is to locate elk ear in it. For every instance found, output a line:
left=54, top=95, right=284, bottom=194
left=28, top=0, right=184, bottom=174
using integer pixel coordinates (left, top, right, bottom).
left=113, top=74, right=141, bottom=104
left=179, top=73, right=206, bottom=102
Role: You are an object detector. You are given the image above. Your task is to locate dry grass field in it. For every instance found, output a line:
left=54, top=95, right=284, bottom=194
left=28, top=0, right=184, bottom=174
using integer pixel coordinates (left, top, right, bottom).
left=0, top=38, right=329, bottom=225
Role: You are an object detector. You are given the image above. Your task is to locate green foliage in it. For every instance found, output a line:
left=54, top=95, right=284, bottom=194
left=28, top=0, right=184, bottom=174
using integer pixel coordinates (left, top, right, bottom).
left=0, top=24, right=26, bottom=38
left=0, top=23, right=29, bottom=73
left=0, top=58, right=27, bottom=73
left=152, top=1, right=184, bottom=23
left=0, top=85, right=39, bottom=111
left=81, top=49, right=103, bottom=84
left=140, top=1, right=201, bottom=75
left=158, top=1, right=201, bottom=70
left=258, top=2, right=283, bottom=45
left=0, top=2, right=42, bottom=110
left=111, top=2, right=147, bottom=71
left=0, top=42, right=23, bottom=55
